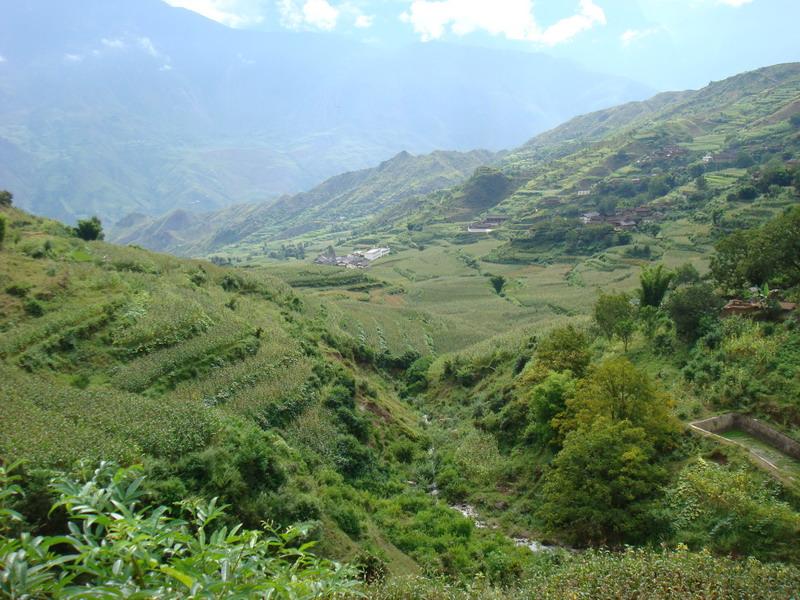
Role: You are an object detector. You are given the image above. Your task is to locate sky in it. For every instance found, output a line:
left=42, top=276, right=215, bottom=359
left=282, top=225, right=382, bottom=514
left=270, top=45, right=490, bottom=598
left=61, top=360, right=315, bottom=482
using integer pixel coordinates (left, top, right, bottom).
left=163, top=0, right=800, bottom=90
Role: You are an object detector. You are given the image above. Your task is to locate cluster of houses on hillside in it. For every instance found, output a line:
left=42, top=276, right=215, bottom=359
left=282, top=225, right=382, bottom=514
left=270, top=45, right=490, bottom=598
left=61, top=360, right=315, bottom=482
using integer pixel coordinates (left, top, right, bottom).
left=580, top=205, right=663, bottom=230
left=467, top=215, right=509, bottom=233
left=634, top=145, right=688, bottom=166
left=314, top=246, right=390, bottom=269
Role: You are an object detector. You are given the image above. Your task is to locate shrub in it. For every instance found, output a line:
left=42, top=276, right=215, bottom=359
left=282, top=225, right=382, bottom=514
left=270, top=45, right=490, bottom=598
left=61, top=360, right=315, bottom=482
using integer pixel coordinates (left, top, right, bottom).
left=331, top=505, right=364, bottom=539
left=23, top=299, right=44, bottom=317
left=73, top=216, right=104, bottom=241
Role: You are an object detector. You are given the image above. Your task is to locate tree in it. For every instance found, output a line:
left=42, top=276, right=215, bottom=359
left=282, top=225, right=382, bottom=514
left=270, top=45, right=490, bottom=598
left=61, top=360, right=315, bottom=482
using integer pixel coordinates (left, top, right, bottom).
left=710, top=230, right=752, bottom=294
left=735, top=152, right=755, bottom=168
left=695, top=175, right=708, bottom=191
left=638, top=264, right=674, bottom=308
left=664, top=283, right=721, bottom=341
left=489, top=274, right=506, bottom=295
left=615, top=317, right=636, bottom=351
left=673, top=262, right=701, bottom=286
left=537, top=418, right=666, bottom=546
left=519, top=324, right=591, bottom=385
left=710, top=207, right=800, bottom=292
left=0, top=190, right=12, bottom=207
left=558, top=357, right=679, bottom=449
left=594, top=292, right=635, bottom=348
left=74, top=216, right=104, bottom=241
left=523, top=371, right=576, bottom=450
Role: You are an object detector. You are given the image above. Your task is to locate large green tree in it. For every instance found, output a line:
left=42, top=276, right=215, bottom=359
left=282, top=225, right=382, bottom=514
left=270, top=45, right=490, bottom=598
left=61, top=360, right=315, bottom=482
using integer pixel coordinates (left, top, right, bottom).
left=0, top=190, right=12, bottom=207
left=523, top=371, right=576, bottom=450
left=537, top=418, right=666, bottom=546
left=710, top=207, right=800, bottom=292
left=665, top=283, right=721, bottom=341
left=557, top=357, right=679, bottom=449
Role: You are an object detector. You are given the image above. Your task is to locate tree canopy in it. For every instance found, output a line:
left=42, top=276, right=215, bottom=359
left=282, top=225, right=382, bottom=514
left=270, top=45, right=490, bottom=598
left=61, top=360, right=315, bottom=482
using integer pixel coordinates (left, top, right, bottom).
left=556, top=357, right=679, bottom=449
left=538, top=418, right=666, bottom=546
left=710, top=206, right=800, bottom=293
left=74, top=216, right=105, bottom=241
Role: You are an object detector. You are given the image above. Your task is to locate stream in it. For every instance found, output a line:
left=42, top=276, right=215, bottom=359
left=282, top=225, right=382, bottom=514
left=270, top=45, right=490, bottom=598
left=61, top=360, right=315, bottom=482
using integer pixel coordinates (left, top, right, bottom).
left=449, top=502, right=557, bottom=553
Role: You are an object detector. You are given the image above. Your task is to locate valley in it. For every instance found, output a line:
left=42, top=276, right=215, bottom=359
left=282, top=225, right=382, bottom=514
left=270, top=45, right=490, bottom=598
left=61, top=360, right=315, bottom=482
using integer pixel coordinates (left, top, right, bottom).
left=2, top=57, right=800, bottom=598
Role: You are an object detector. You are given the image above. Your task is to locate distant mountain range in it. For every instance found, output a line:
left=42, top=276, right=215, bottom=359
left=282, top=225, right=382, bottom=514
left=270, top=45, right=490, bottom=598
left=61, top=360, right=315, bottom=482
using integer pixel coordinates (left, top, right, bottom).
left=110, top=148, right=496, bottom=254
left=111, top=63, right=800, bottom=259
left=0, top=0, right=651, bottom=224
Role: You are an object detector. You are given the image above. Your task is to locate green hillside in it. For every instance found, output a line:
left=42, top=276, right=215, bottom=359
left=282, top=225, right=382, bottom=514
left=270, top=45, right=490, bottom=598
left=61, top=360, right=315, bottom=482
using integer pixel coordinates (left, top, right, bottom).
left=3, top=63, right=800, bottom=598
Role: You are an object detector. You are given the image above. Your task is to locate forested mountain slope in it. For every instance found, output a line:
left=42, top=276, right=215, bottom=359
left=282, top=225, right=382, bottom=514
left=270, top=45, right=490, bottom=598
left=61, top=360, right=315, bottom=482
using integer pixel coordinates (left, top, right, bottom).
left=395, top=63, right=800, bottom=234
left=109, top=149, right=496, bottom=255
left=188, top=63, right=800, bottom=264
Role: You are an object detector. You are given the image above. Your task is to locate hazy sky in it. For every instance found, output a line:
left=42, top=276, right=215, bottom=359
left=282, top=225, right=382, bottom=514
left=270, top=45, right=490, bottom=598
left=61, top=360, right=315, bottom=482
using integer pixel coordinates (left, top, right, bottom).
left=163, top=0, right=800, bottom=90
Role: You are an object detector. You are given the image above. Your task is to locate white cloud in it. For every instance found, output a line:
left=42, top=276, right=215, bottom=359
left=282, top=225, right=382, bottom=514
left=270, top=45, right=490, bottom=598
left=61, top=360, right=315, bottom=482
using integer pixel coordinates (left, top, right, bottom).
left=101, top=38, right=126, bottom=49
left=401, top=0, right=606, bottom=45
left=354, top=13, right=374, bottom=28
left=159, top=64, right=174, bottom=71
left=64, top=53, right=84, bottom=63
left=717, top=0, right=753, bottom=6
left=279, top=0, right=340, bottom=31
left=0, top=55, right=6, bottom=63
left=163, top=0, right=265, bottom=28
left=620, top=27, right=657, bottom=47
left=304, top=0, right=339, bottom=29
left=138, top=37, right=159, bottom=57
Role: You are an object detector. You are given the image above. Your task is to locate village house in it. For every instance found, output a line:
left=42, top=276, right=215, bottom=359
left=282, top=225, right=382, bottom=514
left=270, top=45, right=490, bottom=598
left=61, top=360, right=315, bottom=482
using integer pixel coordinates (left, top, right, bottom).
left=355, top=247, right=391, bottom=261
left=315, top=246, right=389, bottom=268
left=484, top=215, right=509, bottom=226
left=722, top=298, right=797, bottom=319
left=580, top=211, right=602, bottom=224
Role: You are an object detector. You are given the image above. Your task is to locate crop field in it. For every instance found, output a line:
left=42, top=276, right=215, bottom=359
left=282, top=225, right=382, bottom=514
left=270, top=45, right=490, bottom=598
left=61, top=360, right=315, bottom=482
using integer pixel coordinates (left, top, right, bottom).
left=258, top=223, right=714, bottom=357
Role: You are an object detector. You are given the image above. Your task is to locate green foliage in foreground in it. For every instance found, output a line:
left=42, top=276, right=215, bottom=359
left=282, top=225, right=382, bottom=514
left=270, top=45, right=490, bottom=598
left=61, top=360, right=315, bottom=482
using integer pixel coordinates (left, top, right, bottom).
left=0, top=463, right=360, bottom=599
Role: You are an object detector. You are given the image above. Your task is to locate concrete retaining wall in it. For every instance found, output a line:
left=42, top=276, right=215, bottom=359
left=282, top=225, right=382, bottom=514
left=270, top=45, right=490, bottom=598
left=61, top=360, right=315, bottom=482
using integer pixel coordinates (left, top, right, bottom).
left=738, top=416, right=800, bottom=461
left=690, top=413, right=800, bottom=464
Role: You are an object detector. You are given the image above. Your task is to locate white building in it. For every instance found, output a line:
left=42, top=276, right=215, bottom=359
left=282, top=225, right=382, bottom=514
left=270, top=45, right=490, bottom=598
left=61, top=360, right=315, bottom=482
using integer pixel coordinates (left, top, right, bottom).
left=355, top=247, right=390, bottom=261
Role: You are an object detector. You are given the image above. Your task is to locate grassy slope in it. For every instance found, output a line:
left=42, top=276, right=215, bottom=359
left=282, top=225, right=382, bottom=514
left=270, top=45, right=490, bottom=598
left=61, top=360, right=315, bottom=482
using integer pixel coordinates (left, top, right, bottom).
left=0, top=206, right=434, bottom=574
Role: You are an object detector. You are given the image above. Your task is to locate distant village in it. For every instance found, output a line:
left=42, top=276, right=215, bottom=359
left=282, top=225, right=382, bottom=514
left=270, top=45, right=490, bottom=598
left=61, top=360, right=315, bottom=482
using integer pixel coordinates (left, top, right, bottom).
left=314, top=246, right=390, bottom=269
left=579, top=205, right=664, bottom=231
